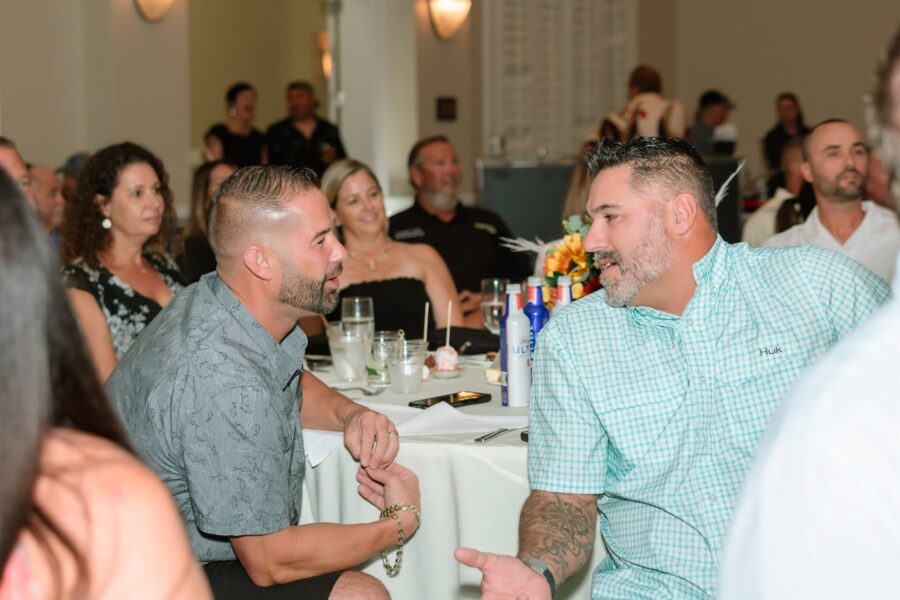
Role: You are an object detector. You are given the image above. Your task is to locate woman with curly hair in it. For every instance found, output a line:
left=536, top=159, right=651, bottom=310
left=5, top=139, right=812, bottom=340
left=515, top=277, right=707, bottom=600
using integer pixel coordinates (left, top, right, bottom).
left=0, top=168, right=211, bottom=598
left=60, top=142, right=185, bottom=381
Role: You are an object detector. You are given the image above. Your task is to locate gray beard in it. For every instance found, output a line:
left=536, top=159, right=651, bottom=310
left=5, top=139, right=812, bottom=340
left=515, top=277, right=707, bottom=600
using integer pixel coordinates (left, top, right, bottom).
left=423, top=190, right=459, bottom=211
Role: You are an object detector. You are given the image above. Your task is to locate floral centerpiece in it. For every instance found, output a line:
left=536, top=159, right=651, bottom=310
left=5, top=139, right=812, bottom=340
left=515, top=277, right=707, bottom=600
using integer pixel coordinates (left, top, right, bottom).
left=500, top=214, right=602, bottom=311
left=541, top=214, right=601, bottom=309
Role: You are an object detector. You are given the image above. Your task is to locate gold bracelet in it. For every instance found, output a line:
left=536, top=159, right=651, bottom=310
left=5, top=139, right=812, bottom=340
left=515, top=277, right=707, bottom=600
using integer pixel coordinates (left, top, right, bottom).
left=379, top=504, right=421, bottom=576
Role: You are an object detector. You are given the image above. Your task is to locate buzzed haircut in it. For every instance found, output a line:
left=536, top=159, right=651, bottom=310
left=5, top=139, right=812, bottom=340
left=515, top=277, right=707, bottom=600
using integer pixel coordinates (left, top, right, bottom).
left=628, top=65, right=662, bottom=94
left=585, top=136, right=718, bottom=230
left=801, top=118, right=853, bottom=160
left=207, top=165, right=318, bottom=258
left=0, top=136, right=16, bottom=150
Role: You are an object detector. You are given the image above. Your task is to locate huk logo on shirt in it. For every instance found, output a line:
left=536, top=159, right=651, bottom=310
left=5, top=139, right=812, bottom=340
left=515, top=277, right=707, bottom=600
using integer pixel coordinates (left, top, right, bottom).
left=473, top=222, right=497, bottom=235
left=758, top=346, right=784, bottom=357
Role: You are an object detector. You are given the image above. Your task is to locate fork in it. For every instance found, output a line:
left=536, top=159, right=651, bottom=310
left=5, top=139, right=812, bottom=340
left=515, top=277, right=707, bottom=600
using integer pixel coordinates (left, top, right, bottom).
left=334, top=386, right=386, bottom=397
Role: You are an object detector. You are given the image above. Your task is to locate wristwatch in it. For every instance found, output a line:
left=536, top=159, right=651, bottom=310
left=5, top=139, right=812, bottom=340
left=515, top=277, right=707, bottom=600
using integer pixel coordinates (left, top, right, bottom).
left=520, top=556, right=557, bottom=596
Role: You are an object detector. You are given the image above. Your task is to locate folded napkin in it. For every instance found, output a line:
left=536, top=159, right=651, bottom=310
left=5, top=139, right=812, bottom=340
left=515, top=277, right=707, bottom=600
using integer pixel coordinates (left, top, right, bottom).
left=303, top=400, right=528, bottom=466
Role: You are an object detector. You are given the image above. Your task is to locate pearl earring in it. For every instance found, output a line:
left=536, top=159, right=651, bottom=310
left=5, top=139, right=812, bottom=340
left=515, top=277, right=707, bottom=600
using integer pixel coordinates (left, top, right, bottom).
left=101, top=217, right=112, bottom=230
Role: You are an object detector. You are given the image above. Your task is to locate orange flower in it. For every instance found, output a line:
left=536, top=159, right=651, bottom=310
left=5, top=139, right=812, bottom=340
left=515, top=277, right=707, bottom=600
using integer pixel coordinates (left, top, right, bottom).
left=545, top=233, right=590, bottom=280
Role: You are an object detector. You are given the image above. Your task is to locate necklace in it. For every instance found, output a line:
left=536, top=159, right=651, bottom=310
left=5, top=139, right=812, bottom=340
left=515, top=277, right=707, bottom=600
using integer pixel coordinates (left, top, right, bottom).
left=349, top=241, right=393, bottom=272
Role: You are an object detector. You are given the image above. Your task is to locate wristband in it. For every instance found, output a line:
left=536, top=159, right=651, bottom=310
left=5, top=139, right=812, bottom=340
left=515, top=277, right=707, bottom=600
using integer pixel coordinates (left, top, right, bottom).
left=521, top=556, right=557, bottom=596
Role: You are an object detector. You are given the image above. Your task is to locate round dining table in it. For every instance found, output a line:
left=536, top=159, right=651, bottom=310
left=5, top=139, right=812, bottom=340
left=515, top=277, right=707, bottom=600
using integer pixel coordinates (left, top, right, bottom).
left=300, top=356, right=605, bottom=600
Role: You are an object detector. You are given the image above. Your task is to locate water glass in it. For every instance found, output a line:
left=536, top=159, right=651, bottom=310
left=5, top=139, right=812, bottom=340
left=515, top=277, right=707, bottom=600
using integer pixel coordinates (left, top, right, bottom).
left=326, top=321, right=367, bottom=383
left=368, top=330, right=401, bottom=388
left=480, top=278, right=508, bottom=335
left=341, top=297, right=375, bottom=341
left=386, top=339, right=428, bottom=394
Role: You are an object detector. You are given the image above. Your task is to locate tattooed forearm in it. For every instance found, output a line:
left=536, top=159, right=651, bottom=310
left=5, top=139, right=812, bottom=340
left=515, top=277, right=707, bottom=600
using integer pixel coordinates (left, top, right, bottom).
left=517, top=490, right=598, bottom=586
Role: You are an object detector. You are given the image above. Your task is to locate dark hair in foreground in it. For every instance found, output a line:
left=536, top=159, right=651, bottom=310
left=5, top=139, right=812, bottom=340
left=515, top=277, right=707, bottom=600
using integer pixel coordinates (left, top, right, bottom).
left=207, top=165, right=319, bottom=256
left=0, top=169, right=132, bottom=591
left=868, top=25, right=900, bottom=199
left=60, top=142, right=177, bottom=268
left=584, top=136, right=718, bottom=229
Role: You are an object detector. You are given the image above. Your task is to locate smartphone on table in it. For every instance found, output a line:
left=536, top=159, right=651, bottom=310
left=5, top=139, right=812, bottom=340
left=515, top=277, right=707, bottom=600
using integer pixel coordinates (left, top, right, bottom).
left=409, top=391, right=492, bottom=409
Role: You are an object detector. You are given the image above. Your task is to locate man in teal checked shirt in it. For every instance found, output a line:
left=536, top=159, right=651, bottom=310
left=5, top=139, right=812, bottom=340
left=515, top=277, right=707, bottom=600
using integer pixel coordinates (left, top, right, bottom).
left=456, top=136, right=890, bottom=599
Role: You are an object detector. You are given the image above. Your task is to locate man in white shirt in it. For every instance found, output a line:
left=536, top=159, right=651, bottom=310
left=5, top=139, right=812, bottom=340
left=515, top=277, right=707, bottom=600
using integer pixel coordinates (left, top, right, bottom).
left=720, top=27, right=900, bottom=600
left=763, top=118, right=900, bottom=281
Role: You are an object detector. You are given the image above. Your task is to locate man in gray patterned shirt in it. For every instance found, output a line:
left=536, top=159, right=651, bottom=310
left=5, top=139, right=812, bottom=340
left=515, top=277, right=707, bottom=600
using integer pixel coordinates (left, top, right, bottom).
left=108, top=166, right=420, bottom=599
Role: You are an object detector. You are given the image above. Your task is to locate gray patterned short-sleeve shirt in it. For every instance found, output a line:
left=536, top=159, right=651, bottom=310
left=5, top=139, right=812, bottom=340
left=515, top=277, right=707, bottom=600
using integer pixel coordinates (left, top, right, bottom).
left=107, top=273, right=307, bottom=563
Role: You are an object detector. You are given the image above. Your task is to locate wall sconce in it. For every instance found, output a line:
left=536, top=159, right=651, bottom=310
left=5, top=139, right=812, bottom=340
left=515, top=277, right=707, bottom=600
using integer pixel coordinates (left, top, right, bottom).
left=317, top=31, right=333, bottom=80
left=133, top=0, right=175, bottom=22
left=428, top=0, right=472, bottom=41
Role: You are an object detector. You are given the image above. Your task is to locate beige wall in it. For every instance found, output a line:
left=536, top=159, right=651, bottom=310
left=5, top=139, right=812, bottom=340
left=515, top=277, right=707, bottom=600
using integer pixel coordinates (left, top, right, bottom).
left=339, top=0, right=418, bottom=205
left=673, top=0, right=900, bottom=179
left=0, top=0, right=192, bottom=211
left=637, top=0, right=676, bottom=98
left=414, top=0, right=481, bottom=200
left=188, top=0, right=326, bottom=159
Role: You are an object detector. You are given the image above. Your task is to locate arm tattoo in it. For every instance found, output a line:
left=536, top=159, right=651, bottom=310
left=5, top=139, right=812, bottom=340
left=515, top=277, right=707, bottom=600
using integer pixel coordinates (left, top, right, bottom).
left=518, top=491, right=598, bottom=586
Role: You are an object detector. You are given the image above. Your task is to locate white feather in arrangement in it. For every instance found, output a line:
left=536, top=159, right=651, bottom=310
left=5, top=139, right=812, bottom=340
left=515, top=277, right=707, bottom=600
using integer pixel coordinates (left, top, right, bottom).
left=714, top=159, right=746, bottom=207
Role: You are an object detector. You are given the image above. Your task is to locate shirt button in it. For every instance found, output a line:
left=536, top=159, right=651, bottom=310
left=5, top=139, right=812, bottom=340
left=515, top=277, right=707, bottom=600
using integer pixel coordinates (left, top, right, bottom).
left=699, top=375, right=708, bottom=384
left=685, top=319, right=693, bottom=327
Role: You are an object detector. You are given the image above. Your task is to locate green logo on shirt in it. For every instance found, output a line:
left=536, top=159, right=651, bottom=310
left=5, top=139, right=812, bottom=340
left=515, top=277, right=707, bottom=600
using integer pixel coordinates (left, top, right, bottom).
left=473, top=222, right=497, bottom=235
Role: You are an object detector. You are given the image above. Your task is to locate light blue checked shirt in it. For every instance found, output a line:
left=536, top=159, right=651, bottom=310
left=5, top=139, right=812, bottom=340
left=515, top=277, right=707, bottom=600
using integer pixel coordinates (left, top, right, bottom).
left=528, top=237, right=890, bottom=599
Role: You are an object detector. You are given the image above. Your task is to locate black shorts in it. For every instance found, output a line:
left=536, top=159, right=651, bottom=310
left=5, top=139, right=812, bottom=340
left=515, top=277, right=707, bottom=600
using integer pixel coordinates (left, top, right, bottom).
left=203, top=560, right=342, bottom=599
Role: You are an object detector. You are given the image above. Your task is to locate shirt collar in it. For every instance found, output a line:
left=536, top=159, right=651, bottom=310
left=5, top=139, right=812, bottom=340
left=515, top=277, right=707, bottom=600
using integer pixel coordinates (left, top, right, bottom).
left=205, top=273, right=307, bottom=390
left=413, top=197, right=467, bottom=223
left=627, top=235, right=728, bottom=326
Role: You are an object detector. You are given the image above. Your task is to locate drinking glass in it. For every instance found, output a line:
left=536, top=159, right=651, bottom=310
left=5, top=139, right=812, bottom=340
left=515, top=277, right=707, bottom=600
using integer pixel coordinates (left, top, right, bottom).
left=386, top=339, right=428, bottom=394
left=480, top=278, right=508, bottom=335
left=326, top=322, right=367, bottom=383
left=341, top=297, right=375, bottom=342
left=368, top=330, right=401, bottom=388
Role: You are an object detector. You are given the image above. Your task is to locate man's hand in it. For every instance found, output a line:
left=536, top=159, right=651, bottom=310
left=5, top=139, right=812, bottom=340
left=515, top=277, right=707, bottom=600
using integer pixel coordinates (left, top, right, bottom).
left=342, top=406, right=398, bottom=468
left=454, top=548, right=551, bottom=600
left=357, top=463, right=421, bottom=535
left=458, top=290, right=483, bottom=316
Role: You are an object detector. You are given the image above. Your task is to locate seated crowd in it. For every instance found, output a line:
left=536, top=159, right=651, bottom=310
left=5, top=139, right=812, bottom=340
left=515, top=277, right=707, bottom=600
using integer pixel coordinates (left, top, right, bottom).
left=2, top=27, right=900, bottom=599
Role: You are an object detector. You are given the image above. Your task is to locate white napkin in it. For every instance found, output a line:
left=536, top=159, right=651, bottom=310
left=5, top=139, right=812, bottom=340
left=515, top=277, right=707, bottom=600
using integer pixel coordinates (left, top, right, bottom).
left=303, top=400, right=528, bottom=466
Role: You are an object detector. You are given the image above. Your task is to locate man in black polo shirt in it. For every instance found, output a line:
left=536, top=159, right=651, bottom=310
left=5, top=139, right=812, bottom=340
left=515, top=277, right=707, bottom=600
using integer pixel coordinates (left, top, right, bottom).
left=266, top=81, right=346, bottom=178
left=389, top=136, right=531, bottom=327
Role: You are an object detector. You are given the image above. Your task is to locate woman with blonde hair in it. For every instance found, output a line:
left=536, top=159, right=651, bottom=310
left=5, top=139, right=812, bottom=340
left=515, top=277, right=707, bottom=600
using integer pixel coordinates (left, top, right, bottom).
left=319, top=159, right=463, bottom=334
left=0, top=168, right=210, bottom=598
left=60, top=142, right=185, bottom=381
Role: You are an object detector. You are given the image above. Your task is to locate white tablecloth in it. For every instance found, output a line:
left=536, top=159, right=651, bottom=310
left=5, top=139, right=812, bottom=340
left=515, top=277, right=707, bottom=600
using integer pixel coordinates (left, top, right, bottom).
left=301, top=360, right=605, bottom=599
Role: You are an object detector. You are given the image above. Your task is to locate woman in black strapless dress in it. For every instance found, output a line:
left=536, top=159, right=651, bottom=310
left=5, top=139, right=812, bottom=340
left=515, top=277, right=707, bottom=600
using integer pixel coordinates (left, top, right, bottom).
left=315, top=159, right=464, bottom=335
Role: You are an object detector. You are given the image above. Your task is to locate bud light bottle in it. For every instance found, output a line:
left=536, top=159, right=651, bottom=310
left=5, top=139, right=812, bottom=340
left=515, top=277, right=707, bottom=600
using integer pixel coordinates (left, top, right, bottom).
left=551, top=275, right=573, bottom=317
left=524, top=277, right=549, bottom=361
left=503, top=285, right=531, bottom=407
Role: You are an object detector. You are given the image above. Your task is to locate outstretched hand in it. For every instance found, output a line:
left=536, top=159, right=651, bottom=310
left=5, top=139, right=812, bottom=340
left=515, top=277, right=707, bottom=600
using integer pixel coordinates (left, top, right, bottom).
left=454, top=547, right=551, bottom=600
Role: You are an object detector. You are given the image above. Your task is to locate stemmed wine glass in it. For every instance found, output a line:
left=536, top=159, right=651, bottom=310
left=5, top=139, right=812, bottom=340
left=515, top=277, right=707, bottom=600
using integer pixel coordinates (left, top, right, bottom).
left=480, top=278, right=508, bottom=335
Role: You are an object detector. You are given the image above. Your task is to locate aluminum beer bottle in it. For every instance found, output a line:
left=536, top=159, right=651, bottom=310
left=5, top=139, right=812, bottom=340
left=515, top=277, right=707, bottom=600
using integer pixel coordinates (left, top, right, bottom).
left=551, top=275, right=573, bottom=318
left=524, top=277, right=549, bottom=361
left=503, top=286, right=531, bottom=407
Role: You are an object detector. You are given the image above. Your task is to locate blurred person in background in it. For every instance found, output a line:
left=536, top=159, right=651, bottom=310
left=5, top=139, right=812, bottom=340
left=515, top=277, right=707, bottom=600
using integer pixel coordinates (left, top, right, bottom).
left=60, top=142, right=185, bottom=382
left=203, top=82, right=266, bottom=167
left=266, top=81, right=346, bottom=178
left=28, top=163, right=67, bottom=243
left=763, top=92, right=811, bottom=172
left=0, top=168, right=211, bottom=599
left=178, top=160, right=237, bottom=283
